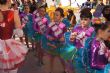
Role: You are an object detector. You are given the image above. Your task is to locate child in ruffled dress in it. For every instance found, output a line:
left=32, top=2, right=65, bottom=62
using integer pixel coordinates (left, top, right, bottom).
left=70, top=10, right=94, bottom=73
left=0, top=0, right=28, bottom=73
left=33, top=5, right=50, bottom=66
left=45, top=7, right=67, bottom=73
left=90, top=23, right=110, bottom=73
left=20, top=4, right=35, bottom=49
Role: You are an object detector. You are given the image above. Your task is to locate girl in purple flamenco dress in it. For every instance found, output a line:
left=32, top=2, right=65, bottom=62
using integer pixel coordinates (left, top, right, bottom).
left=70, top=10, right=94, bottom=73
left=90, top=24, right=110, bottom=73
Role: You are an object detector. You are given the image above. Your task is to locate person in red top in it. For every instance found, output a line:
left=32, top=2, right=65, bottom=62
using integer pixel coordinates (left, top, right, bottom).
left=0, top=0, right=28, bottom=73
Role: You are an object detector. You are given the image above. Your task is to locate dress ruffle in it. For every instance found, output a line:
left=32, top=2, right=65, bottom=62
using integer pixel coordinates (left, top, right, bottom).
left=0, top=39, right=28, bottom=70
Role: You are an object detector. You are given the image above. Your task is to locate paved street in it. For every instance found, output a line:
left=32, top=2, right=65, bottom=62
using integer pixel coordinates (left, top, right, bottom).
left=18, top=50, right=64, bottom=73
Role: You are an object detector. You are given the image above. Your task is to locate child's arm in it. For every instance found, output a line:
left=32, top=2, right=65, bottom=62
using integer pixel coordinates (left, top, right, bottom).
left=14, top=10, right=23, bottom=37
left=59, top=36, right=65, bottom=42
left=105, top=49, right=110, bottom=62
left=14, top=10, right=21, bottom=28
left=69, top=32, right=77, bottom=42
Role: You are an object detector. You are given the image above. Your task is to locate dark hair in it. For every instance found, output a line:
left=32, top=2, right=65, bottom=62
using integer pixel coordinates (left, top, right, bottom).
left=39, top=5, right=46, bottom=12
left=55, top=7, right=64, bottom=17
left=80, top=8, right=91, bottom=13
left=80, top=9, right=92, bottom=19
left=102, top=5, right=110, bottom=14
left=68, top=9, right=74, bottom=14
left=32, top=0, right=35, bottom=2
left=67, top=9, right=74, bottom=21
left=104, top=40, right=110, bottom=49
left=23, top=4, right=30, bottom=10
left=0, top=0, right=7, bottom=5
left=93, top=23, right=110, bottom=33
left=102, top=5, right=110, bottom=21
left=11, top=3, right=15, bottom=7
left=23, top=4, right=29, bottom=7
left=16, top=1, right=20, bottom=6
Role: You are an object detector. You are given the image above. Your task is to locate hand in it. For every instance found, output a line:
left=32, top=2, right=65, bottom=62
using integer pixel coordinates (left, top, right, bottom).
left=98, top=41, right=107, bottom=55
left=105, top=50, right=110, bottom=61
left=76, top=32, right=85, bottom=39
left=47, top=43, right=57, bottom=49
left=48, top=36, right=55, bottom=41
left=38, top=31, right=43, bottom=34
left=108, top=58, right=110, bottom=62
left=108, top=37, right=110, bottom=41
left=13, top=28, right=23, bottom=37
left=69, top=32, right=77, bottom=42
left=59, top=37, right=64, bottom=42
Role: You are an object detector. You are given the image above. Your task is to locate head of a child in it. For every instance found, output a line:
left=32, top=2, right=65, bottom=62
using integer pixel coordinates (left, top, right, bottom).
left=11, top=3, right=18, bottom=10
left=80, top=10, right=92, bottom=27
left=67, top=9, right=74, bottom=21
left=0, top=0, right=11, bottom=7
left=54, top=7, right=64, bottom=22
left=24, top=4, right=30, bottom=13
left=102, top=5, right=110, bottom=21
left=0, top=0, right=8, bottom=5
left=39, top=5, right=46, bottom=17
left=98, top=0, right=103, bottom=4
left=94, top=23, right=110, bottom=41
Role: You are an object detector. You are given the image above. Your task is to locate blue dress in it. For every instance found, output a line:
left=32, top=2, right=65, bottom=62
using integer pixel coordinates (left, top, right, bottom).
left=33, top=14, right=50, bottom=43
left=41, top=15, right=51, bottom=49
left=60, top=32, right=77, bottom=61
left=21, top=13, right=35, bottom=40
left=45, top=39, right=63, bottom=56
left=45, top=13, right=51, bottom=23
left=62, top=18, right=71, bottom=28
left=43, top=22, right=66, bottom=56
left=82, top=37, right=96, bottom=73
left=90, top=38, right=108, bottom=73
left=71, top=26, right=95, bottom=73
left=104, top=64, right=110, bottom=73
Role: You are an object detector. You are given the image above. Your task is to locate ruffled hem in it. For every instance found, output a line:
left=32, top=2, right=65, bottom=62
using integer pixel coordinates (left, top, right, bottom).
left=0, top=39, right=28, bottom=70
left=0, top=54, right=25, bottom=63
left=0, top=60, right=25, bottom=70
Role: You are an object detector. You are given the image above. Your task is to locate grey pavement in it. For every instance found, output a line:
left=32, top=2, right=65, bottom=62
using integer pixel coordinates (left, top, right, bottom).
left=18, top=51, right=64, bottom=73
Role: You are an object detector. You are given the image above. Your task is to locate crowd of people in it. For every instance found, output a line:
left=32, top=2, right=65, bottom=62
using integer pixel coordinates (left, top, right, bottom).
left=0, top=0, right=110, bottom=73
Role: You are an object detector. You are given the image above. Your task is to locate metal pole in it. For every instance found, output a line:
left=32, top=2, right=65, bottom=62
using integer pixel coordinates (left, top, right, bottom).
left=69, top=0, right=71, bottom=6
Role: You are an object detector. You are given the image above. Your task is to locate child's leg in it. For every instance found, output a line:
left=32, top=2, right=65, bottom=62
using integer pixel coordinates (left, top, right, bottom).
left=49, top=55, right=55, bottom=73
left=19, top=37, right=24, bottom=43
left=24, top=36, right=29, bottom=48
left=66, top=60, right=75, bottom=73
left=38, top=48, right=44, bottom=65
left=31, top=40, right=34, bottom=50
left=37, top=42, right=44, bottom=65
left=29, top=38, right=35, bottom=51
left=13, top=35, right=16, bottom=39
left=34, top=42, right=39, bottom=56
left=58, top=57, right=67, bottom=73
